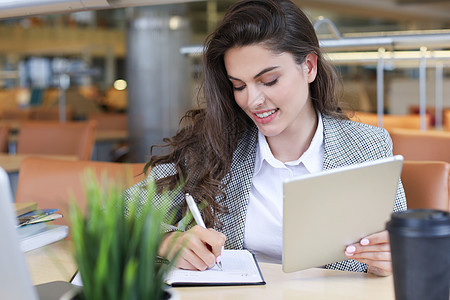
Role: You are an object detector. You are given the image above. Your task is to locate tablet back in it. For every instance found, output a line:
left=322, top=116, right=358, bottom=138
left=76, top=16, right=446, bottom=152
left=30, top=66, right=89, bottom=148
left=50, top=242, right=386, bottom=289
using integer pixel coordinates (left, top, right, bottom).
left=282, top=155, right=403, bottom=273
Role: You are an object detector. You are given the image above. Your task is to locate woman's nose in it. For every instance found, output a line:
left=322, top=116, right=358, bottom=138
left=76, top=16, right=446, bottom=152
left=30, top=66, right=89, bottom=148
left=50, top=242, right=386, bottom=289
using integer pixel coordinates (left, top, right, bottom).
left=247, top=87, right=265, bottom=108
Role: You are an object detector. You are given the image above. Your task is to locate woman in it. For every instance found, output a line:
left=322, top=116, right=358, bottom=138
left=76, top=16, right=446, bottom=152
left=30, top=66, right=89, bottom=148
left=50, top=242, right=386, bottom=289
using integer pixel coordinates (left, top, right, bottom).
left=125, top=0, right=406, bottom=276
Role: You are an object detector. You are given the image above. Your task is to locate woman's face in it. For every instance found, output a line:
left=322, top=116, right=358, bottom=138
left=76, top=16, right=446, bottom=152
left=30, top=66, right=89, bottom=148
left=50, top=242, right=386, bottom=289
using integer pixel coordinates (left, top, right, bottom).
left=224, top=44, right=317, bottom=140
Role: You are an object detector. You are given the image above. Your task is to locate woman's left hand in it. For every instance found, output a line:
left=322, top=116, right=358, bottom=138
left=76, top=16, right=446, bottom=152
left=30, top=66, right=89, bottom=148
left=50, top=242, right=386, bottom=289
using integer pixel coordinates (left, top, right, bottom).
left=344, top=230, right=392, bottom=276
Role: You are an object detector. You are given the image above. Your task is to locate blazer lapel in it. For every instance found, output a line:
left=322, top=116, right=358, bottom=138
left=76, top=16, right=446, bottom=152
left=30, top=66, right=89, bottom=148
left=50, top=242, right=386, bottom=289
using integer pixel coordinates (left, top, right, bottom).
left=218, top=125, right=258, bottom=249
left=322, top=115, right=365, bottom=170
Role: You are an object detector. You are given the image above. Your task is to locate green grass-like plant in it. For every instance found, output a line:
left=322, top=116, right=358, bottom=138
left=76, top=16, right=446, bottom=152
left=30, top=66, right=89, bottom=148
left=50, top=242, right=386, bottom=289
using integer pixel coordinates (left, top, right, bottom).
left=69, top=171, right=178, bottom=300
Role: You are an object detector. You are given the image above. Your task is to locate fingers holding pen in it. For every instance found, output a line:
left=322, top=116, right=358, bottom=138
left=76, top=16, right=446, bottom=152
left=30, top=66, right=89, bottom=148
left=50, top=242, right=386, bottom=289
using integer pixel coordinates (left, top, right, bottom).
left=159, top=225, right=226, bottom=271
left=178, top=247, right=214, bottom=270
left=188, top=225, right=226, bottom=270
left=207, top=227, right=226, bottom=258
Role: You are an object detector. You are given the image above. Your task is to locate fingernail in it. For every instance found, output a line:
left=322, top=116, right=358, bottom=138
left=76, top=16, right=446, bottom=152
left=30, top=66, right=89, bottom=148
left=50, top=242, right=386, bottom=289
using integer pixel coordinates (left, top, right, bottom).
left=216, top=255, right=221, bottom=263
left=346, top=245, right=356, bottom=253
left=360, top=238, right=370, bottom=246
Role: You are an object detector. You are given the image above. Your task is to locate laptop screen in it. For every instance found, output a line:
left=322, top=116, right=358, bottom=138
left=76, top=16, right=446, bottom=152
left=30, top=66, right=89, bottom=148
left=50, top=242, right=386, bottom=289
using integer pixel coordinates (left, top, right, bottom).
left=0, top=167, right=39, bottom=300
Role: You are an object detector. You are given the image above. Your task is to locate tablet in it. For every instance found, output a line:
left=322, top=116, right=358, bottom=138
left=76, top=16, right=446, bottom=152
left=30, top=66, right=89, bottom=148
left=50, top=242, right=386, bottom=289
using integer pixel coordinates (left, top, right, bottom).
left=282, top=155, right=403, bottom=273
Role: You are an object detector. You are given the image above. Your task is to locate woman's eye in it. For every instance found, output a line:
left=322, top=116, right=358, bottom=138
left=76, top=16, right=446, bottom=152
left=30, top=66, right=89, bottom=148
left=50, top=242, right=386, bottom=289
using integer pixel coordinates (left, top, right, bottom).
left=264, top=78, right=278, bottom=86
left=233, top=85, right=245, bottom=91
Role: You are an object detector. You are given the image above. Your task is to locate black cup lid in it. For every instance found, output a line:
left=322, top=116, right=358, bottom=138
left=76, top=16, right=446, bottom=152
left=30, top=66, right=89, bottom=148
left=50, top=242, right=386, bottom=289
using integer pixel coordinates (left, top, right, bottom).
left=386, top=209, right=450, bottom=237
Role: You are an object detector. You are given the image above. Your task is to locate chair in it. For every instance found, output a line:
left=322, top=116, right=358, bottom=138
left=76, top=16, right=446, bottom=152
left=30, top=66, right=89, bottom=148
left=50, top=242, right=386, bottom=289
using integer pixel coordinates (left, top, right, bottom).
left=88, top=113, right=129, bottom=161
left=88, top=112, right=127, bottom=131
left=16, top=120, right=97, bottom=160
left=390, top=128, right=450, bottom=163
left=104, top=88, right=127, bottom=112
left=350, top=112, right=430, bottom=132
left=1, top=108, right=33, bottom=121
left=15, top=157, right=147, bottom=226
left=31, top=106, right=75, bottom=121
left=444, top=110, right=450, bottom=132
left=0, top=125, right=9, bottom=153
left=401, top=160, right=449, bottom=211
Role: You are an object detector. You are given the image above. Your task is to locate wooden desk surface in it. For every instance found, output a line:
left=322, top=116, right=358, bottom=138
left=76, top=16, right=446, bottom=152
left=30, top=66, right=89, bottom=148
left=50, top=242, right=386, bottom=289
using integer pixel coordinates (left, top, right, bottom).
left=26, top=241, right=395, bottom=300
left=8, top=129, right=128, bottom=144
left=94, top=129, right=128, bottom=142
left=0, top=120, right=21, bottom=131
left=25, top=240, right=77, bottom=286
left=0, top=153, right=77, bottom=173
left=175, top=263, right=395, bottom=300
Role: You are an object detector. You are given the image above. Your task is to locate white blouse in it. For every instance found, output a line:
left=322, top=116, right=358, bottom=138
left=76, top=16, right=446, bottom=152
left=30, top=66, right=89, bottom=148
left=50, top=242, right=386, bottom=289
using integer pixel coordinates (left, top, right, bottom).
left=243, top=113, right=325, bottom=263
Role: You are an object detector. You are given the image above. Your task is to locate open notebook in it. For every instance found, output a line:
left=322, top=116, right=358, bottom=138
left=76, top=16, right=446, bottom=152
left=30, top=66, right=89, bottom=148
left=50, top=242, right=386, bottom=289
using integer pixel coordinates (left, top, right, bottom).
left=0, top=167, right=76, bottom=299
left=165, top=249, right=265, bottom=286
left=72, top=249, right=265, bottom=287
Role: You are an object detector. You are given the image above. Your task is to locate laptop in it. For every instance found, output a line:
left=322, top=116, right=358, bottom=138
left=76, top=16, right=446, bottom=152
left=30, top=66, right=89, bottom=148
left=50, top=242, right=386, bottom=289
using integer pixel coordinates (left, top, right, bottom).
left=282, top=155, right=403, bottom=273
left=0, top=167, right=76, bottom=300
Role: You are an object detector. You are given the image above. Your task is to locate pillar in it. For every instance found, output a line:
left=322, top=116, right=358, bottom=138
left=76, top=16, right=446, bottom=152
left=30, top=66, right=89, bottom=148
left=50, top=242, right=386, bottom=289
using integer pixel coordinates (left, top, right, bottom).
left=126, top=4, right=191, bottom=162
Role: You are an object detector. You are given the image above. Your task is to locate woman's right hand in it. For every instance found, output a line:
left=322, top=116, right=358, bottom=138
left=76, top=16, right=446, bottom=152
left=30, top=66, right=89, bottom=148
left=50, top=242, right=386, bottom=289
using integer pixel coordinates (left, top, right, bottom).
left=159, top=225, right=226, bottom=270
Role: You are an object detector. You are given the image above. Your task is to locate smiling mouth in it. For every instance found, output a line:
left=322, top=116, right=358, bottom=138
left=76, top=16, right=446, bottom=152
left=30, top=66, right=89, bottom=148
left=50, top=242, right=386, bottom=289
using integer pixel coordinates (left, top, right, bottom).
left=255, top=108, right=279, bottom=119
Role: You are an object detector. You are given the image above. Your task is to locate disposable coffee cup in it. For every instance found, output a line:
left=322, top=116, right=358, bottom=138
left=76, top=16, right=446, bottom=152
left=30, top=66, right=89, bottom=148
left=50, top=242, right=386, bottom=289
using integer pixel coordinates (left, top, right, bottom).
left=386, top=209, right=450, bottom=300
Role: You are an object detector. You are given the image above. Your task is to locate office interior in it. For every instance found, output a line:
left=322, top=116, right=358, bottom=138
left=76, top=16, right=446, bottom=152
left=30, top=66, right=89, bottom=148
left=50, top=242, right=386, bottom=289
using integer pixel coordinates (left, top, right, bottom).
left=0, top=0, right=449, bottom=164
left=0, top=1, right=449, bottom=299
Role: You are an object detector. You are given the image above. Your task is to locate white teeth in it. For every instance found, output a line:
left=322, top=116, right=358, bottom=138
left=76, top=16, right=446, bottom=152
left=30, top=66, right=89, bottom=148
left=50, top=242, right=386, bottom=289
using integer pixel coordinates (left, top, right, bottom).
left=256, top=109, right=278, bottom=118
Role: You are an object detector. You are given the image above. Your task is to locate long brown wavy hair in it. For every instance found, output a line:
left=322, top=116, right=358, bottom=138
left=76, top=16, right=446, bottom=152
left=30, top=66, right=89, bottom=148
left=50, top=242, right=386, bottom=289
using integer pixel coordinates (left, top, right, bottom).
left=146, top=0, right=347, bottom=227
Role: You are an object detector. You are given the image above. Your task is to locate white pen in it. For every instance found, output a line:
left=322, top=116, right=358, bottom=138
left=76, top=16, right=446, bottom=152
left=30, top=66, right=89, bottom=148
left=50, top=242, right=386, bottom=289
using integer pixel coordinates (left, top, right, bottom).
left=185, top=193, right=223, bottom=271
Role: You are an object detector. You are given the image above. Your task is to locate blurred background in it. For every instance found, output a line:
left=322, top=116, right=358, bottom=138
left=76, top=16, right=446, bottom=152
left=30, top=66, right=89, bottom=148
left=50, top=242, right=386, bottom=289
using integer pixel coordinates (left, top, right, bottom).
left=0, top=0, right=449, bottom=163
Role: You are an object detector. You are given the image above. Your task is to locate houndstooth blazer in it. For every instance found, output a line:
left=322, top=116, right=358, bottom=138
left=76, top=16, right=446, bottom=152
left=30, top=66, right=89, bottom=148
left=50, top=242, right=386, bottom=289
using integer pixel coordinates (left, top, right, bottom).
left=124, top=114, right=407, bottom=273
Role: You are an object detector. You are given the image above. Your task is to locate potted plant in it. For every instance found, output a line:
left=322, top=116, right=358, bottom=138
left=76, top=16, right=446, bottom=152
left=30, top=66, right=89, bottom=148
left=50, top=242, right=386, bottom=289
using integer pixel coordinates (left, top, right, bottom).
left=67, top=171, right=180, bottom=300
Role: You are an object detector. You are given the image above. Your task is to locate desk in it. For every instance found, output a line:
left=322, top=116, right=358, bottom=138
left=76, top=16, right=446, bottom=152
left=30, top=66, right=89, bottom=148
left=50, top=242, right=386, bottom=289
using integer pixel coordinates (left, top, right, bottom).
left=8, top=130, right=129, bottom=161
left=175, top=265, right=395, bottom=300
left=8, top=129, right=128, bottom=145
left=94, top=129, right=128, bottom=143
left=26, top=240, right=77, bottom=286
left=92, top=129, right=128, bottom=161
left=26, top=241, right=395, bottom=300
left=0, top=153, right=77, bottom=173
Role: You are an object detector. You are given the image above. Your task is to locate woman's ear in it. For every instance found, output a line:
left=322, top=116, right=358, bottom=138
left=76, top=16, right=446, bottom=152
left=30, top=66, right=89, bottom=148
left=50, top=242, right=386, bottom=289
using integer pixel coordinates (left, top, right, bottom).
left=303, top=53, right=318, bottom=83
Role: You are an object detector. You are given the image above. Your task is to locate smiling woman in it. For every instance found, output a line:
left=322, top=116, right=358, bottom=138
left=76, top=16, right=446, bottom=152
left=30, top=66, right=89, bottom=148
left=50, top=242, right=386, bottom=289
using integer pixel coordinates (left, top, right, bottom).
left=224, top=46, right=317, bottom=160
left=123, top=0, right=406, bottom=277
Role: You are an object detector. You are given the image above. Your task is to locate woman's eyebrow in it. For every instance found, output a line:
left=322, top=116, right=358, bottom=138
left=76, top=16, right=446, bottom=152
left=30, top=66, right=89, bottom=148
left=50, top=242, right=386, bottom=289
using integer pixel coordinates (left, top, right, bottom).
left=228, top=66, right=280, bottom=82
left=253, top=66, right=279, bottom=79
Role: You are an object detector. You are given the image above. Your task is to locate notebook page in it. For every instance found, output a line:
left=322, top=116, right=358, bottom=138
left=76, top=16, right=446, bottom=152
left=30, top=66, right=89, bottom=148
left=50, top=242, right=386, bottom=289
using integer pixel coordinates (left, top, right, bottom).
left=165, top=249, right=263, bottom=285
